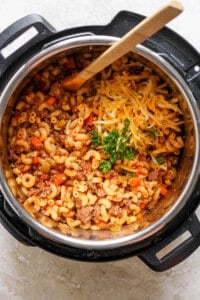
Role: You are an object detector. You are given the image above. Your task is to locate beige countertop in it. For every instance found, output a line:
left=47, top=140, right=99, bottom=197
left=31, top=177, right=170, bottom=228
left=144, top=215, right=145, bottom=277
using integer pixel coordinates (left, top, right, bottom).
left=0, top=1, right=199, bottom=299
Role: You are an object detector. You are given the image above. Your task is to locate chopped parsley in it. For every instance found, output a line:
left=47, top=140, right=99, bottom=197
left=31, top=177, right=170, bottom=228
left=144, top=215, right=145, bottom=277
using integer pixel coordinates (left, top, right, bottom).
left=146, top=128, right=160, bottom=136
left=91, top=129, right=102, bottom=147
left=99, top=160, right=112, bottom=172
left=103, top=129, right=119, bottom=155
left=122, top=118, right=130, bottom=135
left=91, top=119, right=135, bottom=172
left=156, top=156, right=165, bottom=164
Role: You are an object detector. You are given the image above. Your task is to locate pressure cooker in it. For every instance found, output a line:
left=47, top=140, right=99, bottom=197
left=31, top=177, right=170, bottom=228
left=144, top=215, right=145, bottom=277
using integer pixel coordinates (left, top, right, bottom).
left=0, top=11, right=199, bottom=271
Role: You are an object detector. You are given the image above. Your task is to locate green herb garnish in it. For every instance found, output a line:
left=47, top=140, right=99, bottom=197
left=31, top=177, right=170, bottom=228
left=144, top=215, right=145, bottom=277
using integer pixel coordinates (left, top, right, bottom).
left=103, top=129, right=119, bottom=155
left=121, top=147, right=135, bottom=160
left=99, top=160, right=112, bottom=172
left=91, top=130, right=102, bottom=146
left=156, top=156, right=165, bottom=164
left=91, top=119, right=135, bottom=172
left=122, top=118, right=130, bottom=135
left=146, top=128, right=160, bottom=136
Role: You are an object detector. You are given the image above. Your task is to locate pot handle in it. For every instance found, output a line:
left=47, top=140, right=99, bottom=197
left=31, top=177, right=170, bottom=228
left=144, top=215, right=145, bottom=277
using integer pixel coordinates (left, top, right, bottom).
left=138, top=212, right=200, bottom=272
left=0, top=14, right=55, bottom=77
left=0, top=193, right=35, bottom=246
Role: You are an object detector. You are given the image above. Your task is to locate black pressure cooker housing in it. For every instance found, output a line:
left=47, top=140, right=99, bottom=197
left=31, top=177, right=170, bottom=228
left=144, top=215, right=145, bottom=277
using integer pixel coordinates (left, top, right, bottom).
left=0, top=11, right=200, bottom=271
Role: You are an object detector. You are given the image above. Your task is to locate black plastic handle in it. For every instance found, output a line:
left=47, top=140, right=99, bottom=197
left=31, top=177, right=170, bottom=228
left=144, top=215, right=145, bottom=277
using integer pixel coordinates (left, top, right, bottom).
left=103, top=11, right=200, bottom=73
left=138, top=212, right=200, bottom=272
left=0, top=192, right=35, bottom=246
left=0, top=14, right=55, bottom=77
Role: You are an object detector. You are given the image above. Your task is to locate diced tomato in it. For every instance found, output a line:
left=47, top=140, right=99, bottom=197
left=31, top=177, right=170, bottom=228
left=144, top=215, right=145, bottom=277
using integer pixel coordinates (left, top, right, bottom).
left=135, top=166, right=142, bottom=177
left=46, top=96, right=56, bottom=106
left=129, top=177, right=141, bottom=189
left=160, top=184, right=168, bottom=196
left=97, top=221, right=108, bottom=230
left=84, top=112, right=94, bottom=126
left=53, top=173, right=66, bottom=186
left=137, top=212, right=144, bottom=220
left=139, top=155, right=147, bottom=161
left=33, top=157, right=40, bottom=164
left=139, top=202, right=147, bottom=210
left=30, top=136, right=43, bottom=150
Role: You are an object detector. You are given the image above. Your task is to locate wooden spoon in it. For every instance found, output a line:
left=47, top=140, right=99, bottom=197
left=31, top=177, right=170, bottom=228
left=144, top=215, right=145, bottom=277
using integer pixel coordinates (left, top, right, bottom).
left=63, top=1, right=183, bottom=90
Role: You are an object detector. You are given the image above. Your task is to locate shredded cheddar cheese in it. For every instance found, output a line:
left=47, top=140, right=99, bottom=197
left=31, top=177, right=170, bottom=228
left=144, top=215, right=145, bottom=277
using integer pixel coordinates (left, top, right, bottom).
left=92, top=71, right=183, bottom=154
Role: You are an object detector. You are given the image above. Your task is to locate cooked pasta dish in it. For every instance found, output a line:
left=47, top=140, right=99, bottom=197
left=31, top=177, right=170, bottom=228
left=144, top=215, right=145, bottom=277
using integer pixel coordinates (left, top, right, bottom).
left=7, top=51, right=184, bottom=232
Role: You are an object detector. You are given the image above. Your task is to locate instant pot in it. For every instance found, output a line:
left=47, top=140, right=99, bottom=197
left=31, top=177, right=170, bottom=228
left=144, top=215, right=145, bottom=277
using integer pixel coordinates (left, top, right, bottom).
left=0, top=11, right=200, bottom=271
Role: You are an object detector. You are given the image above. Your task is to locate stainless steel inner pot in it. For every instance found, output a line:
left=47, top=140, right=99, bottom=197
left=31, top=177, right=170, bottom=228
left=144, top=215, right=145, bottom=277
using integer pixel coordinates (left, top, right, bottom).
left=0, top=35, right=200, bottom=250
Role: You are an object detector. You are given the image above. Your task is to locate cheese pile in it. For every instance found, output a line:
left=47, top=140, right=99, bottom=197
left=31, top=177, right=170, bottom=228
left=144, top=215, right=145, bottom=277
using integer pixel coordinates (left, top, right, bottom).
left=92, top=71, right=183, bottom=154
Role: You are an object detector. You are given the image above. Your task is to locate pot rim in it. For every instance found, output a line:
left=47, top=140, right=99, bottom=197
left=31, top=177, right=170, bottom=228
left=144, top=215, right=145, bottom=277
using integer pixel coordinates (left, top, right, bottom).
left=0, top=35, right=200, bottom=250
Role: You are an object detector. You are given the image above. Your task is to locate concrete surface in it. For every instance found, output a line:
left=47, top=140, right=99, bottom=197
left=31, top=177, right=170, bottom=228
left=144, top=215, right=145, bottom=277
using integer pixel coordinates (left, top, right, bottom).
left=0, top=1, right=199, bottom=299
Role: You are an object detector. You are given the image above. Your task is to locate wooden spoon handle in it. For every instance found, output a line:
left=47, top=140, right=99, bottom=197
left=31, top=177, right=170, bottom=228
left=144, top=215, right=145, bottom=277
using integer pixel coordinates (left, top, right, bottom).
left=65, top=1, right=183, bottom=89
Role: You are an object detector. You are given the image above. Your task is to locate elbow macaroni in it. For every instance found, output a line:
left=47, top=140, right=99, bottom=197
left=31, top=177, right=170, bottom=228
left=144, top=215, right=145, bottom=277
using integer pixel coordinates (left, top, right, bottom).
left=7, top=50, right=185, bottom=233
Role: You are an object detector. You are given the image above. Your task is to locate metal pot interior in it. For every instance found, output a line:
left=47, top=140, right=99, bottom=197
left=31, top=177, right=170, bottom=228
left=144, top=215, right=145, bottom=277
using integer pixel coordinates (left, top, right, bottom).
left=0, top=36, right=199, bottom=249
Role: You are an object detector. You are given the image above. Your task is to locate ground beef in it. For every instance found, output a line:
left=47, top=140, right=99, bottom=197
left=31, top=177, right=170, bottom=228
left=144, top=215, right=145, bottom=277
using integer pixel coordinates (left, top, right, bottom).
left=87, top=182, right=97, bottom=193
left=148, top=170, right=159, bottom=181
left=76, top=206, right=93, bottom=224
left=91, top=205, right=101, bottom=218
left=75, top=161, right=93, bottom=181
left=9, top=150, right=19, bottom=161
left=80, top=161, right=93, bottom=174
left=50, top=82, right=64, bottom=99
left=109, top=205, right=123, bottom=218
left=39, top=109, right=49, bottom=119
left=53, top=132, right=66, bottom=145
left=96, top=188, right=107, bottom=197
left=34, top=74, right=50, bottom=92
left=75, top=198, right=82, bottom=208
